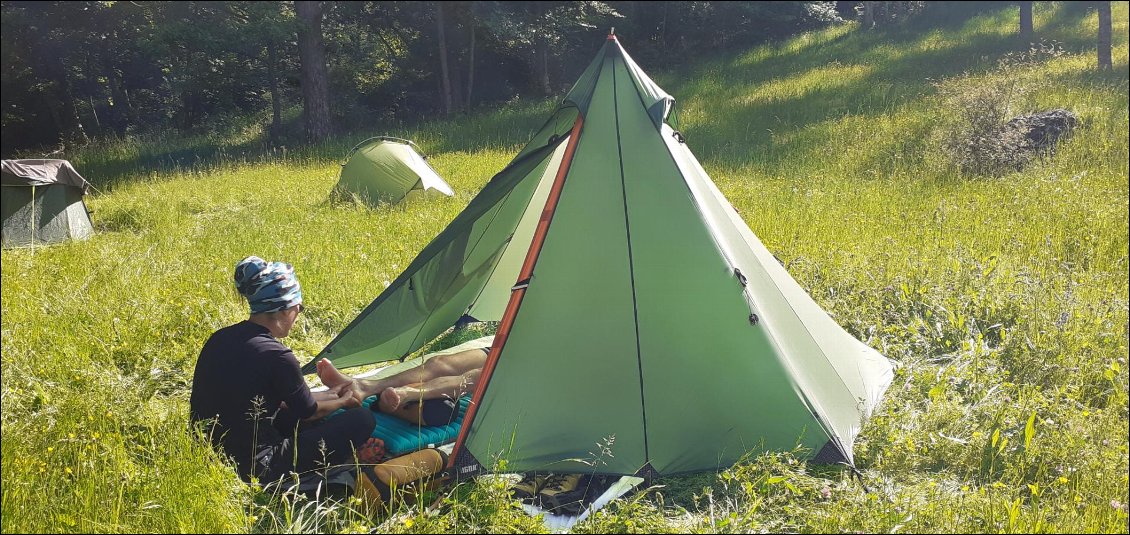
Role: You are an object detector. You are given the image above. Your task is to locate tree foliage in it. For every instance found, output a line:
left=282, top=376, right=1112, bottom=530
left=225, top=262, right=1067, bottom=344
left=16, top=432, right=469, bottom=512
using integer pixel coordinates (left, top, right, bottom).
left=1, top=1, right=855, bottom=154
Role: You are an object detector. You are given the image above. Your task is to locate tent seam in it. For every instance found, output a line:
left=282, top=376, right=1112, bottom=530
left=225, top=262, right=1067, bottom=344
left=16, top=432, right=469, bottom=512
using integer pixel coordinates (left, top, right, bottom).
left=612, top=53, right=651, bottom=466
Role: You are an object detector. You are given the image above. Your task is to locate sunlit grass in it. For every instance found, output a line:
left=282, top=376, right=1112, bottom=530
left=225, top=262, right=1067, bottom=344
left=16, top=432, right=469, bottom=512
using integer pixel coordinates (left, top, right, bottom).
left=2, top=2, right=1127, bottom=533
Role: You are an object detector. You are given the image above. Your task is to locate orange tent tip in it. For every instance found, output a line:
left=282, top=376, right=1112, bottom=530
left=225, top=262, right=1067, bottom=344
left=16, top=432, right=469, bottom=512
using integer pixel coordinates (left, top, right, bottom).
left=607, top=27, right=617, bottom=40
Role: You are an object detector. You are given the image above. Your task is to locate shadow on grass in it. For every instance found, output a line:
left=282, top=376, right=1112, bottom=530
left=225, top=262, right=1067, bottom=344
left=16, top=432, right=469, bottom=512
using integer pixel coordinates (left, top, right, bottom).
left=72, top=2, right=1108, bottom=191
left=668, top=1, right=1104, bottom=176
left=73, top=100, right=557, bottom=192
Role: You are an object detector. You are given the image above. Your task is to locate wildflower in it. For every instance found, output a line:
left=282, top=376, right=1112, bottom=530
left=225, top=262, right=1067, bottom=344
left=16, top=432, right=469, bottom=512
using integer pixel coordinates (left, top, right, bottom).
left=1112, top=499, right=1122, bottom=511
left=47, top=447, right=54, bottom=453
left=65, top=467, right=73, bottom=475
left=820, top=486, right=832, bottom=500
left=961, top=485, right=970, bottom=493
left=404, top=517, right=415, bottom=528
left=1057, top=476, right=1069, bottom=484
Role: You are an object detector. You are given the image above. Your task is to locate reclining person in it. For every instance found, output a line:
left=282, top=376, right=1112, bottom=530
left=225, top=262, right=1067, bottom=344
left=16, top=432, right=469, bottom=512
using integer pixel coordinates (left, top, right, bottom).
left=316, top=346, right=489, bottom=426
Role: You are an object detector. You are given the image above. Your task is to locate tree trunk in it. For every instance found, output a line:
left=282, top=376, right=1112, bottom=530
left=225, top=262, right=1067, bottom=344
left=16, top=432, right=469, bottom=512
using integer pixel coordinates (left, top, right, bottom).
left=40, top=42, right=88, bottom=145
left=437, top=1, right=454, bottom=116
left=267, top=41, right=282, bottom=142
left=466, top=19, right=475, bottom=110
left=1097, top=1, right=1112, bottom=69
left=88, top=95, right=101, bottom=131
left=863, top=1, right=875, bottom=29
left=1020, top=1, right=1033, bottom=42
left=295, top=1, right=332, bottom=142
left=108, top=66, right=134, bottom=135
left=51, top=69, right=88, bottom=145
left=537, top=39, right=552, bottom=96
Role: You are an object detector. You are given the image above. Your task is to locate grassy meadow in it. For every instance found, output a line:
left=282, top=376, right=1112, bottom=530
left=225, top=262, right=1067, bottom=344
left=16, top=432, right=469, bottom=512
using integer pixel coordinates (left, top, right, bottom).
left=2, top=3, right=1128, bottom=533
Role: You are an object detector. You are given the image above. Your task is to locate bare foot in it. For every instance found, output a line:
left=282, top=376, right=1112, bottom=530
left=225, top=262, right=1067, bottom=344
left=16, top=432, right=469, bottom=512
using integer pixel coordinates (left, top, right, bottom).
left=317, top=358, right=352, bottom=389
left=334, top=382, right=362, bottom=409
left=378, top=387, right=406, bottom=413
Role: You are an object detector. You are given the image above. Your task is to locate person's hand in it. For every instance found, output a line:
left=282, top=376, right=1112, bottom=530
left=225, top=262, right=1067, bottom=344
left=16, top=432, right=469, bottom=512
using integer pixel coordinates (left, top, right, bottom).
left=334, top=381, right=361, bottom=409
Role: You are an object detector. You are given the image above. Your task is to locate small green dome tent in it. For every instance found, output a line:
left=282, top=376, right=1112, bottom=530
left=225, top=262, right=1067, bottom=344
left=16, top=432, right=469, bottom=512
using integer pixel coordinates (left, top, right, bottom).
left=333, top=137, right=454, bottom=205
left=1, top=159, right=94, bottom=247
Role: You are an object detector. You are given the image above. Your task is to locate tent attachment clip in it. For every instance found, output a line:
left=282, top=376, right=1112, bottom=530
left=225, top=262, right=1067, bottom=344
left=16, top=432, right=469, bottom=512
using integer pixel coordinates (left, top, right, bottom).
left=672, top=130, right=686, bottom=144
left=511, top=278, right=531, bottom=291
left=733, top=268, right=748, bottom=287
left=749, top=313, right=760, bottom=326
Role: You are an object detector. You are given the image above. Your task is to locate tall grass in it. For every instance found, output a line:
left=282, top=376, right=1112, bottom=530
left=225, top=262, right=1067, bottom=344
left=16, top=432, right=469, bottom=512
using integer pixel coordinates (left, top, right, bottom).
left=3, top=3, right=1127, bottom=533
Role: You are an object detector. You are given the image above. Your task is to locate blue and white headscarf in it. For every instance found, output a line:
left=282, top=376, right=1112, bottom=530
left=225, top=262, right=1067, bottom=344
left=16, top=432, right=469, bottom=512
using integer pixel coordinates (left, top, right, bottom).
left=233, top=256, right=303, bottom=314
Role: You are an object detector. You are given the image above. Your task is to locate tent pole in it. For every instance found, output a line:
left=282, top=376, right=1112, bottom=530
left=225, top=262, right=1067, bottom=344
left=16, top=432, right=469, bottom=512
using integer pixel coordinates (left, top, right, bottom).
left=448, top=114, right=585, bottom=470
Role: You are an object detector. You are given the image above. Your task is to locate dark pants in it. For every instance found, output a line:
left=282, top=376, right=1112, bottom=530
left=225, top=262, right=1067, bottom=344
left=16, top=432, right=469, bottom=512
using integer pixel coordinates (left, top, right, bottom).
left=258, top=407, right=375, bottom=482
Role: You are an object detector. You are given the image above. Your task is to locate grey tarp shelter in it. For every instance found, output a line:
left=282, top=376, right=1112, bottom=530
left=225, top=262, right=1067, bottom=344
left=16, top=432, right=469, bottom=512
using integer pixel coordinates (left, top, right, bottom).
left=333, top=137, right=455, bottom=205
left=304, top=35, right=894, bottom=479
left=1, top=159, right=94, bottom=247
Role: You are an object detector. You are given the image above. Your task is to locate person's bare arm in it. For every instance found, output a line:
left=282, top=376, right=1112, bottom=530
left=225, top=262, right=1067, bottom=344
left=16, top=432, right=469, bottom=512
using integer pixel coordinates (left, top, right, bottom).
left=302, top=382, right=361, bottom=421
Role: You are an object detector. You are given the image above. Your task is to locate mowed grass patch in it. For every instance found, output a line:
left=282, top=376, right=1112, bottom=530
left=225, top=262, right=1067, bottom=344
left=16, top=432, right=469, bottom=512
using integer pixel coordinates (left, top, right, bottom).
left=3, top=3, right=1127, bottom=533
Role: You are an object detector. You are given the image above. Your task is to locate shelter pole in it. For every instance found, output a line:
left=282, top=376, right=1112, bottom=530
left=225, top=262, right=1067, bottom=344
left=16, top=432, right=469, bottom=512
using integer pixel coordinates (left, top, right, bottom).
left=448, top=114, right=585, bottom=469
left=30, top=185, right=38, bottom=249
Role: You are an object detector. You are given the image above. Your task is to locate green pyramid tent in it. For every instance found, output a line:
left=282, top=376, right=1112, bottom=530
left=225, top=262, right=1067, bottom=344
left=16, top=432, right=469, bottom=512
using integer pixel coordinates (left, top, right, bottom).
left=333, top=136, right=454, bottom=205
left=305, top=35, right=893, bottom=478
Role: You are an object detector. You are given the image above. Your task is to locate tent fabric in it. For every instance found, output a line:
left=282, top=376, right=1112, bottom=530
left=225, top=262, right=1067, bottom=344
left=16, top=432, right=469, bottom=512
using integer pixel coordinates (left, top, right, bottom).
left=303, top=135, right=571, bottom=373
left=334, top=138, right=454, bottom=205
left=309, top=36, right=894, bottom=477
left=1, top=159, right=94, bottom=247
left=1, top=159, right=90, bottom=193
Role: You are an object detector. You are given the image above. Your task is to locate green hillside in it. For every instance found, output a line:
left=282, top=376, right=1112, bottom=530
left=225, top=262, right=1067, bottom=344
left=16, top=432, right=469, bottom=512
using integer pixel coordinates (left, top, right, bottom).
left=2, top=3, right=1127, bottom=533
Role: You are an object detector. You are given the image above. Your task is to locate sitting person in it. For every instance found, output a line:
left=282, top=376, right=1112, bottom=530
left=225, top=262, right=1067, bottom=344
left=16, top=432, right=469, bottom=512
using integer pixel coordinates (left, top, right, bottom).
left=190, top=256, right=376, bottom=484
left=315, top=345, right=489, bottom=426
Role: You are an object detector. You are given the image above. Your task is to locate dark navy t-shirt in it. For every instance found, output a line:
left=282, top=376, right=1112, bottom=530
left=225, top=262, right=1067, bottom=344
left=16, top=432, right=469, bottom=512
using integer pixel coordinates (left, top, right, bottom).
left=190, top=320, right=317, bottom=479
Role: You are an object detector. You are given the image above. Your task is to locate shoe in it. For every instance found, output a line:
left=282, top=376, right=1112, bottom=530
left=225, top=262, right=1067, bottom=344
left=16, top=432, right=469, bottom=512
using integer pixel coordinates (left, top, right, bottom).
left=354, top=468, right=389, bottom=515
left=511, top=472, right=547, bottom=502
left=536, top=473, right=587, bottom=512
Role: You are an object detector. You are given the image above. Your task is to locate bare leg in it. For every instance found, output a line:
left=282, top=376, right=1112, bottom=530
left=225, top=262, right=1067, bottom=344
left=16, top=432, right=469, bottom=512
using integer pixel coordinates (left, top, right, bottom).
left=316, top=348, right=488, bottom=400
left=379, top=368, right=482, bottom=413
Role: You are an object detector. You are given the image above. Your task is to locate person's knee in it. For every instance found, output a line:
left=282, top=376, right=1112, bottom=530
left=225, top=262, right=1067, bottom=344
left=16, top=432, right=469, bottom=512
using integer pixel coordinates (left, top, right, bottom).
left=355, top=407, right=376, bottom=436
left=422, top=356, right=457, bottom=377
left=342, top=407, right=376, bottom=443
